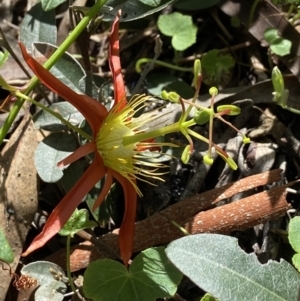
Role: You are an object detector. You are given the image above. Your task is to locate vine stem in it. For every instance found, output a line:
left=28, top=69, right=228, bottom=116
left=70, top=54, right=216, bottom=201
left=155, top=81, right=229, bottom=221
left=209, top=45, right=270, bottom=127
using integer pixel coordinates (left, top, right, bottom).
left=66, top=234, right=77, bottom=294
left=15, top=91, right=92, bottom=140
left=0, top=0, right=108, bottom=145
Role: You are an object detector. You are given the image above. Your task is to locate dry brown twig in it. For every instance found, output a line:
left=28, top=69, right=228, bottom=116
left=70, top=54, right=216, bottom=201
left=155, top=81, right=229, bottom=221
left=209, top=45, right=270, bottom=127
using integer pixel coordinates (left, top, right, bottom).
left=46, top=169, right=292, bottom=271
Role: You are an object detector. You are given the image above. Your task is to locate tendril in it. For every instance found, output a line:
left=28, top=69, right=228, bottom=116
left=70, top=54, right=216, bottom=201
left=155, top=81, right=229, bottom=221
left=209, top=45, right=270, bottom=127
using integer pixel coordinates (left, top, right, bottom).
left=0, top=260, right=37, bottom=290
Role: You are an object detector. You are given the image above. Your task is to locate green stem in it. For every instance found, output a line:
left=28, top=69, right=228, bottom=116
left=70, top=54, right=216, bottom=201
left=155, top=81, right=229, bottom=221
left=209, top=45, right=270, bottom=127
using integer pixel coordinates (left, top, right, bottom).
left=66, top=235, right=77, bottom=294
left=135, top=58, right=193, bottom=73
left=0, top=0, right=108, bottom=145
left=15, top=91, right=92, bottom=140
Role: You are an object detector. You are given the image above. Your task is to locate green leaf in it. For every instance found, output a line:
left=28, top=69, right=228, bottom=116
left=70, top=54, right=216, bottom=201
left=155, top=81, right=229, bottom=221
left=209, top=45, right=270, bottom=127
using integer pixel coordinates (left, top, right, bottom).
left=86, top=181, right=121, bottom=227
left=202, top=49, right=235, bottom=76
left=288, top=216, right=300, bottom=253
left=145, top=73, right=195, bottom=98
left=41, top=0, right=67, bottom=11
left=201, top=49, right=235, bottom=86
left=175, top=0, right=221, bottom=10
left=34, top=102, right=84, bottom=131
left=270, top=39, right=292, bottom=57
left=166, top=234, right=300, bottom=301
left=288, top=216, right=300, bottom=271
left=33, top=42, right=86, bottom=94
left=292, top=253, right=300, bottom=272
left=60, top=159, right=87, bottom=194
left=264, top=28, right=292, bottom=56
left=83, top=247, right=182, bottom=301
left=34, top=132, right=77, bottom=182
left=158, top=12, right=197, bottom=51
left=102, top=0, right=175, bottom=22
left=59, top=209, right=97, bottom=237
left=21, top=261, right=67, bottom=301
left=0, top=229, right=14, bottom=263
left=20, top=3, right=56, bottom=50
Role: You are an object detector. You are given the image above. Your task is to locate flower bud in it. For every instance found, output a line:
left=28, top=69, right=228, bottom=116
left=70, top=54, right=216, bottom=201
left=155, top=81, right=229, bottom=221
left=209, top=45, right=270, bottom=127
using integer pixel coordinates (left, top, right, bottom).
left=209, top=87, right=218, bottom=96
left=272, top=66, right=284, bottom=95
left=193, top=59, right=202, bottom=87
left=181, top=145, right=191, bottom=164
left=161, top=90, right=180, bottom=103
left=193, top=108, right=212, bottom=125
left=217, top=105, right=241, bottom=116
left=203, top=154, right=213, bottom=165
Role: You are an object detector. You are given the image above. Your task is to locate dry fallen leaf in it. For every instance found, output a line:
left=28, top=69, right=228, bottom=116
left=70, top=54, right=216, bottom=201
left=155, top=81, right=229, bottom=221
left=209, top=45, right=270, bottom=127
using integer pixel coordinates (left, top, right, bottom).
left=0, top=113, right=38, bottom=301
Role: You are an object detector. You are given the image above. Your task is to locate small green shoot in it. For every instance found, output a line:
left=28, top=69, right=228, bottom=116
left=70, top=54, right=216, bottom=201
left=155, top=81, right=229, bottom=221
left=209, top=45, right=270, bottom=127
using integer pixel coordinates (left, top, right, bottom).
left=157, top=12, right=197, bottom=51
left=271, top=66, right=300, bottom=114
left=59, top=208, right=97, bottom=237
left=264, top=28, right=292, bottom=56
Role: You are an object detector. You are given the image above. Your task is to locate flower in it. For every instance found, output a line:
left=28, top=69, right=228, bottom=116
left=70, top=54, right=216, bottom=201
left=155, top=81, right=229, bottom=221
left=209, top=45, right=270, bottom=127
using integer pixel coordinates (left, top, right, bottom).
left=20, top=11, right=162, bottom=265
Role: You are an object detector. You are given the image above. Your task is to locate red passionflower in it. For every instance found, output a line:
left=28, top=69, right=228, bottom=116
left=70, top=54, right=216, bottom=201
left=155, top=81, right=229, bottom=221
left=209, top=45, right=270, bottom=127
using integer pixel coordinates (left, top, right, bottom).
left=20, top=11, right=162, bottom=265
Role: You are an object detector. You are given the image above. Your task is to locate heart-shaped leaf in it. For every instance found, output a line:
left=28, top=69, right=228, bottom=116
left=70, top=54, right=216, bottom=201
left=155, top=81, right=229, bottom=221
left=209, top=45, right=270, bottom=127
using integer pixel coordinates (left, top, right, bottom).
left=166, top=234, right=300, bottom=301
left=20, top=3, right=56, bottom=50
left=34, top=132, right=77, bottom=182
left=83, top=247, right=182, bottom=301
left=21, top=261, right=67, bottom=301
left=157, top=12, right=197, bottom=51
left=264, top=28, right=292, bottom=57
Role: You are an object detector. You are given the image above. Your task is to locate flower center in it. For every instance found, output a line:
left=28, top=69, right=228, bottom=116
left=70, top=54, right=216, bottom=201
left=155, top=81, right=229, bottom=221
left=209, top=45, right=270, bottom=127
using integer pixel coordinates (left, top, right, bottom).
left=95, top=94, right=175, bottom=195
left=96, top=120, right=136, bottom=176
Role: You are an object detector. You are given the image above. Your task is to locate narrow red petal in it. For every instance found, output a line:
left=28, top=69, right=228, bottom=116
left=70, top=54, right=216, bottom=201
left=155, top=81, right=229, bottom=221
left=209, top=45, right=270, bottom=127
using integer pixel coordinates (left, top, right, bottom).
left=111, top=170, right=137, bottom=266
left=22, top=154, right=106, bottom=256
left=109, top=10, right=126, bottom=110
left=57, top=142, right=96, bottom=167
left=19, top=43, right=108, bottom=133
left=92, top=169, right=113, bottom=210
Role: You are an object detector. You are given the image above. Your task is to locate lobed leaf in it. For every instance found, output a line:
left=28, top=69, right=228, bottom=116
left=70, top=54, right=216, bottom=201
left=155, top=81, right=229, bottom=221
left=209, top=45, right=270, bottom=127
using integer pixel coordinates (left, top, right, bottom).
left=83, top=247, right=182, bottom=301
left=158, top=12, right=197, bottom=51
left=166, top=234, right=300, bottom=301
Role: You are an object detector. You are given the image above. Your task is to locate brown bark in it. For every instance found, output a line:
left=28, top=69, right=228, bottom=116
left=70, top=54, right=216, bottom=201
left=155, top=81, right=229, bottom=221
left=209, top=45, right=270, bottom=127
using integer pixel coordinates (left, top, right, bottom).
left=45, top=169, right=291, bottom=271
